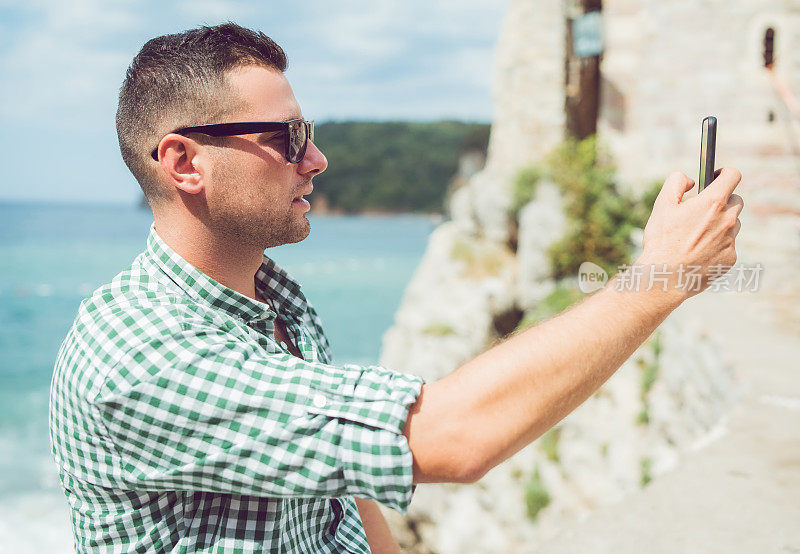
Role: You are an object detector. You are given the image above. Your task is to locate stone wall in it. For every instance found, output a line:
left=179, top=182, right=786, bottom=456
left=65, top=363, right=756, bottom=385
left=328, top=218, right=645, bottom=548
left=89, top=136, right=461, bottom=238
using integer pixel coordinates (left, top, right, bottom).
left=600, top=0, right=800, bottom=196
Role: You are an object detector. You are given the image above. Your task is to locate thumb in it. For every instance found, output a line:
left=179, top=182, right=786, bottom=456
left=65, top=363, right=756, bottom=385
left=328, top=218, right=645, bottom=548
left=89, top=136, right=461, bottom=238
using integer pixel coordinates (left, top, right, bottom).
left=654, top=172, right=694, bottom=209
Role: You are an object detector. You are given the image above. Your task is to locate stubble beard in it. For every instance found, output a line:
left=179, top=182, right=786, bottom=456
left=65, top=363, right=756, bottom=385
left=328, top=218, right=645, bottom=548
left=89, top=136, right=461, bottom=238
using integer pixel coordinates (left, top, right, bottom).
left=209, top=170, right=311, bottom=252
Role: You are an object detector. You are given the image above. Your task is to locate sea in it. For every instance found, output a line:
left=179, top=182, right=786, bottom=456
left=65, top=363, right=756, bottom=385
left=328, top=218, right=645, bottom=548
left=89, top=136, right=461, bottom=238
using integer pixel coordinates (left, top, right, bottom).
left=0, top=201, right=437, bottom=552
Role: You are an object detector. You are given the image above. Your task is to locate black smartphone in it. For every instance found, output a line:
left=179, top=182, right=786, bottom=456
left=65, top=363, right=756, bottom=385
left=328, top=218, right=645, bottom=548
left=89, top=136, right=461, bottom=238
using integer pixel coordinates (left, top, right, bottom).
left=698, top=116, right=717, bottom=192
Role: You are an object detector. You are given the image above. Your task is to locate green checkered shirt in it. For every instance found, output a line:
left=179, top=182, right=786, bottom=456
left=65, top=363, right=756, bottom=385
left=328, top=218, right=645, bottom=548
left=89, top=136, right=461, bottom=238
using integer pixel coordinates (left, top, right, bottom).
left=49, top=222, right=425, bottom=553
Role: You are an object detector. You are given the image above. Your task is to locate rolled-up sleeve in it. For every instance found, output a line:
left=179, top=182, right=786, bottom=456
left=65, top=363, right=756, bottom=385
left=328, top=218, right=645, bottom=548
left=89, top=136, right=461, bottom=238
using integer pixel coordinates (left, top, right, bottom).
left=91, top=322, right=424, bottom=514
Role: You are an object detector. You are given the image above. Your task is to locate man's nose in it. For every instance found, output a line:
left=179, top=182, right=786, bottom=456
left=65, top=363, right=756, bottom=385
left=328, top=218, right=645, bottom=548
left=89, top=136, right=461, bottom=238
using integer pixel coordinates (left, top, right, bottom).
left=300, top=140, right=328, bottom=175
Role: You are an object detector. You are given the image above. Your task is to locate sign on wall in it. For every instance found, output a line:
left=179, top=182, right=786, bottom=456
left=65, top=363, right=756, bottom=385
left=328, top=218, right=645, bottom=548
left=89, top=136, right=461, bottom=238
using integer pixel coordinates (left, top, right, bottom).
left=573, top=11, right=603, bottom=58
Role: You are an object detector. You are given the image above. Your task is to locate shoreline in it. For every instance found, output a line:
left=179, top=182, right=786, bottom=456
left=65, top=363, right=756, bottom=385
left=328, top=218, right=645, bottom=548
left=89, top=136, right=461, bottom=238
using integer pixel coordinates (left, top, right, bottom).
left=0, top=200, right=446, bottom=223
left=309, top=208, right=445, bottom=223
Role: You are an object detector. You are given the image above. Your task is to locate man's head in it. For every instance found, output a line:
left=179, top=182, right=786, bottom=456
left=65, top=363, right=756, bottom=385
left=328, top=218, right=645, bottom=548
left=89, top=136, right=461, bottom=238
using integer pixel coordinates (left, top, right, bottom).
left=116, top=23, right=327, bottom=249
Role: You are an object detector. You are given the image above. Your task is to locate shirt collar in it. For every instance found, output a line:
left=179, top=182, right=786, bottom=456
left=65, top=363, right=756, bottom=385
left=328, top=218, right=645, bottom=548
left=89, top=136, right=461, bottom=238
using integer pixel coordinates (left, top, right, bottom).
left=144, top=222, right=308, bottom=323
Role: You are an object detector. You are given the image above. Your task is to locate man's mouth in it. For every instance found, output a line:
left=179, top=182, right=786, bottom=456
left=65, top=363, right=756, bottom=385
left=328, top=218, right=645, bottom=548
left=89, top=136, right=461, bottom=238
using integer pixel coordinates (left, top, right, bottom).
left=292, top=185, right=313, bottom=209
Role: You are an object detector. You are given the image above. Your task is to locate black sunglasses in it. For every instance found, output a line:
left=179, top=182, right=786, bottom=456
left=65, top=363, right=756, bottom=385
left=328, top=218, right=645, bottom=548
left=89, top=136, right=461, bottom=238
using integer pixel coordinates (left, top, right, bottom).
left=150, top=118, right=315, bottom=163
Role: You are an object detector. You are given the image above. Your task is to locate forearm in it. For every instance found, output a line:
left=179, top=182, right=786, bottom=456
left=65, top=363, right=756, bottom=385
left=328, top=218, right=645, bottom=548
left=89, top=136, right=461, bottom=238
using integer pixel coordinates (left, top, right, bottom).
left=404, top=169, right=743, bottom=483
left=404, top=262, right=684, bottom=483
left=354, top=497, right=402, bottom=554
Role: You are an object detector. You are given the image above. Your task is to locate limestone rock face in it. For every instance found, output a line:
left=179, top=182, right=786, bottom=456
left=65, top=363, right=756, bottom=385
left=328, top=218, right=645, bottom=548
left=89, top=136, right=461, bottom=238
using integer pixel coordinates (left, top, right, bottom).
left=515, top=180, right=568, bottom=310
left=380, top=221, right=517, bottom=383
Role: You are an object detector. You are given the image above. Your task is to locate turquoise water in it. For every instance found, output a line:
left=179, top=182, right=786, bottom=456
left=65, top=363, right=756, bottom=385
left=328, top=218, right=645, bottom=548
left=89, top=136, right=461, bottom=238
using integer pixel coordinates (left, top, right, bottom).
left=0, top=201, right=436, bottom=500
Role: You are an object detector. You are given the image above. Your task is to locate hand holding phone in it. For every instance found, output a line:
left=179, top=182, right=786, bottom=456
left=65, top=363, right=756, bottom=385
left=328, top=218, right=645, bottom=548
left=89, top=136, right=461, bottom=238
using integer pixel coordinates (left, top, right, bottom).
left=698, top=116, right=717, bottom=192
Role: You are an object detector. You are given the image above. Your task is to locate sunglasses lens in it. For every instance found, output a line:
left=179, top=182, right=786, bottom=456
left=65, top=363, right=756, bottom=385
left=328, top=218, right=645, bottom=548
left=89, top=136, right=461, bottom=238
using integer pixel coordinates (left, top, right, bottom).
left=287, top=120, right=308, bottom=163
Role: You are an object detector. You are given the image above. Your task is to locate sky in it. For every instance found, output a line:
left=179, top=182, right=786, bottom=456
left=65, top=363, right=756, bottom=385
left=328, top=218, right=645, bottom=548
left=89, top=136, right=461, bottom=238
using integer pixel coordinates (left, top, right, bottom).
left=0, top=0, right=509, bottom=205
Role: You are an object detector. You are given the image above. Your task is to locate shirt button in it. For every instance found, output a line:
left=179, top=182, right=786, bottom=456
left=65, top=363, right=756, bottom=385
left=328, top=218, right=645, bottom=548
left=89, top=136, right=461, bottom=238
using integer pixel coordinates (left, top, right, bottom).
left=312, top=394, right=328, bottom=408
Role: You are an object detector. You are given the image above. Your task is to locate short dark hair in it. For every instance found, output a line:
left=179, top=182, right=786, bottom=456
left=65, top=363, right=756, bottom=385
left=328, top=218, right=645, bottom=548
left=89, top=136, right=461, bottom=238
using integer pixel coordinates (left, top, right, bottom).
left=116, top=23, right=288, bottom=207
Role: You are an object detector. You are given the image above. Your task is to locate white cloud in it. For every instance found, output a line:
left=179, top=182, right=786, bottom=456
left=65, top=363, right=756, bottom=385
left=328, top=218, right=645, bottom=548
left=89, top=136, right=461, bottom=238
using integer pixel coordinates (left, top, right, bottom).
left=286, top=1, right=507, bottom=122
left=173, top=0, right=255, bottom=24
left=0, top=0, right=142, bottom=125
left=0, top=0, right=508, bottom=124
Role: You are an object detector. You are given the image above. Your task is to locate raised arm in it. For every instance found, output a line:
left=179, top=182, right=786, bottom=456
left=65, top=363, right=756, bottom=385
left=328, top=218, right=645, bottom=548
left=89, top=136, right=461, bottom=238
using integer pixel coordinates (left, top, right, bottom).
left=403, top=168, right=744, bottom=484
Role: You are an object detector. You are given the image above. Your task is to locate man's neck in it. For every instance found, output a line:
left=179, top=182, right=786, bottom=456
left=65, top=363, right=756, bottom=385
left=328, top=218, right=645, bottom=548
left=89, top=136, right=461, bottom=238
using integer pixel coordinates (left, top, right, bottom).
left=153, top=219, right=265, bottom=303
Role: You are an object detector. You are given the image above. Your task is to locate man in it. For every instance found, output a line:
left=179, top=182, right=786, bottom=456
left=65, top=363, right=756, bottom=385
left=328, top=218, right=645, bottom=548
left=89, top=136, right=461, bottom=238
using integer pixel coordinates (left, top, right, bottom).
left=50, top=22, right=743, bottom=554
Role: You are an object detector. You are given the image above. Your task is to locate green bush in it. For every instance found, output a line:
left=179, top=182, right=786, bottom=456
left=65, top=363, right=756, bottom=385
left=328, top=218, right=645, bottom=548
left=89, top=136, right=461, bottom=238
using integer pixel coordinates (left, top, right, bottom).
left=450, top=237, right=509, bottom=279
left=651, top=329, right=663, bottom=358
left=629, top=179, right=663, bottom=228
left=514, top=283, right=584, bottom=333
left=511, top=135, right=663, bottom=279
left=525, top=466, right=551, bottom=521
left=510, top=165, right=544, bottom=218
left=460, top=125, right=491, bottom=154
left=640, top=457, right=653, bottom=487
left=635, top=406, right=650, bottom=426
left=312, top=120, right=490, bottom=214
left=541, top=284, right=584, bottom=314
left=640, top=358, right=659, bottom=400
left=636, top=331, right=662, bottom=426
left=639, top=333, right=662, bottom=399
left=421, top=323, right=457, bottom=336
left=539, top=427, right=562, bottom=463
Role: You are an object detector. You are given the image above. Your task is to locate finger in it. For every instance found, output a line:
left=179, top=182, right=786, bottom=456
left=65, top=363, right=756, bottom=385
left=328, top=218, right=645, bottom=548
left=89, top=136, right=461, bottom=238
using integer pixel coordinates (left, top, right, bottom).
left=655, top=172, right=695, bottom=209
left=726, top=193, right=744, bottom=216
left=707, top=167, right=742, bottom=200
left=731, top=217, right=741, bottom=237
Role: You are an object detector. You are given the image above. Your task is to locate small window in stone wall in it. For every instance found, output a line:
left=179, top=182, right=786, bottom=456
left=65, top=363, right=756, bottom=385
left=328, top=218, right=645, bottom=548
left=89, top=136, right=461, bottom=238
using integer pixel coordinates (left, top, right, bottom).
left=764, top=28, right=776, bottom=125
left=763, top=27, right=775, bottom=68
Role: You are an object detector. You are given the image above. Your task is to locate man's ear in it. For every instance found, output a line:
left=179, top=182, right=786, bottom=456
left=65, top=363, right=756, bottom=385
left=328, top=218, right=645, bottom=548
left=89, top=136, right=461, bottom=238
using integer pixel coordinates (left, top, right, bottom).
left=156, top=135, right=210, bottom=196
